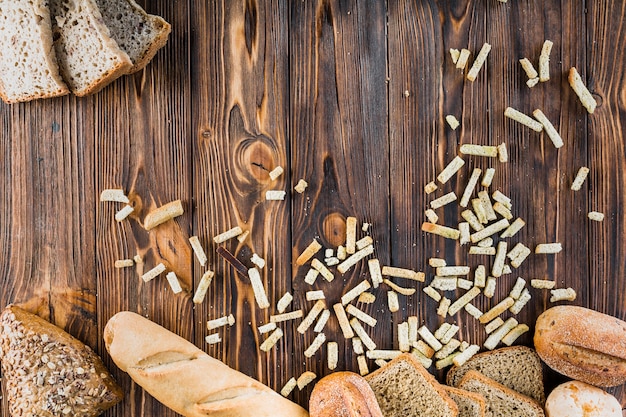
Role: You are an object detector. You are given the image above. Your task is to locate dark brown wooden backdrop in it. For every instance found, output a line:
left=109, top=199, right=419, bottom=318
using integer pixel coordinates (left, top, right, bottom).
left=1, top=0, right=625, bottom=415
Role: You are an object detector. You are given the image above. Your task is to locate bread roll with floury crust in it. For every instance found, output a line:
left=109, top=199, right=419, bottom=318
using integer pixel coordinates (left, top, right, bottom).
left=545, top=381, right=621, bottom=417
left=309, top=372, right=383, bottom=417
left=534, top=305, right=626, bottom=387
left=104, top=311, right=309, bottom=417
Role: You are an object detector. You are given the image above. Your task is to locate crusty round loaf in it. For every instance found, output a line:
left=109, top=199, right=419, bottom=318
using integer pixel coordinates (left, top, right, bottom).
left=309, top=372, right=383, bottom=417
left=534, top=306, right=626, bottom=387
left=545, top=380, right=621, bottom=417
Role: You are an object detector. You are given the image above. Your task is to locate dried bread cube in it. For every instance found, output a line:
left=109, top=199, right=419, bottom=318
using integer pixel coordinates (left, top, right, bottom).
left=568, top=67, right=597, bottom=113
left=539, top=40, right=554, bottom=82
left=571, top=167, right=590, bottom=191
left=94, top=0, right=170, bottom=74
left=466, top=43, right=492, bottom=82
left=533, top=109, right=563, bottom=148
left=50, top=0, right=134, bottom=95
left=0, top=0, right=70, bottom=103
left=446, top=115, right=460, bottom=130
left=144, top=200, right=184, bottom=230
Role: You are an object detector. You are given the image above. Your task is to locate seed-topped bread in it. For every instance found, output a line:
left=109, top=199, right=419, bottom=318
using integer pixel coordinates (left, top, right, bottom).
left=365, top=353, right=458, bottom=417
left=0, top=0, right=69, bottom=103
left=443, top=386, right=486, bottom=417
left=446, top=346, right=545, bottom=404
left=49, top=0, right=132, bottom=96
left=0, top=305, right=123, bottom=416
left=458, top=371, right=545, bottom=417
left=94, top=0, right=171, bottom=73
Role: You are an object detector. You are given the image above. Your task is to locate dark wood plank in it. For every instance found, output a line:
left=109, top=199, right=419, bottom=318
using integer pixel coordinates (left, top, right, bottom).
left=190, top=0, right=291, bottom=393
left=289, top=0, right=389, bottom=406
left=587, top=0, right=626, bottom=405
left=94, top=2, right=192, bottom=416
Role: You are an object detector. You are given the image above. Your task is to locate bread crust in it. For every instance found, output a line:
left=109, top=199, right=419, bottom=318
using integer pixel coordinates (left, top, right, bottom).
left=534, top=305, right=626, bottom=387
left=309, top=372, right=383, bottom=417
left=104, top=311, right=309, bottom=417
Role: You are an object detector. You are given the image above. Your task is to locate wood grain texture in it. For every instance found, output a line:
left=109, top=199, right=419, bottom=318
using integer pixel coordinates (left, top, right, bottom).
left=0, top=0, right=625, bottom=415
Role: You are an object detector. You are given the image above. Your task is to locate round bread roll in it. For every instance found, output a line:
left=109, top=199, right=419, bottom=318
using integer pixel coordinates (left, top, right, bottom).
left=534, top=305, right=626, bottom=386
left=309, top=372, right=383, bottom=417
left=545, top=381, right=621, bottom=417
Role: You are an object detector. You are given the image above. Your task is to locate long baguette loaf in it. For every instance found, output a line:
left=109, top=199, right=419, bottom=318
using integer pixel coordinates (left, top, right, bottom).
left=534, top=305, right=626, bottom=387
left=104, top=311, right=309, bottom=417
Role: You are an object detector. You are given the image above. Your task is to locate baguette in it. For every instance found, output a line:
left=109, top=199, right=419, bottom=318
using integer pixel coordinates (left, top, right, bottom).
left=309, top=372, right=383, bottom=417
left=104, top=311, right=308, bottom=417
left=534, top=305, right=626, bottom=387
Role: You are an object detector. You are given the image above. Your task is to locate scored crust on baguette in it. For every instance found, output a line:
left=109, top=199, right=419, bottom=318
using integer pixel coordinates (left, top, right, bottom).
left=49, top=0, right=132, bottom=96
left=443, top=385, right=486, bottom=417
left=365, top=353, right=458, bottom=417
left=94, top=0, right=171, bottom=73
left=0, top=0, right=69, bottom=103
left=104, top=311, right=309, bottom=417
left=446, top=345, right=545, bottom=404
left=0, top=305, right=123, bottom=416
left=534, top=305, right=626, bottom=387
left=458, top=370, right=545, bottom=417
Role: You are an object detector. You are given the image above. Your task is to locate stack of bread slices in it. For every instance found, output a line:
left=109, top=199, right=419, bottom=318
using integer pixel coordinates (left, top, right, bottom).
left=0, top=0, right=170, bottom=104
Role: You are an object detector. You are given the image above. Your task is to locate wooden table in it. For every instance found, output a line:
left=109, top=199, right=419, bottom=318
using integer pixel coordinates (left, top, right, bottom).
left=1, top=0, right=625, bottom=415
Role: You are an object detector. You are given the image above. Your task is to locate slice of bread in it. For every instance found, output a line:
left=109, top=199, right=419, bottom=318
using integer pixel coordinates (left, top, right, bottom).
left=94, top=0, right=171, bottom=73
left=0, top=0, right=69, bottom=103
left=443, top=386, right=486, bottom=417
left=365, top=353, right=458, bottom=417
left=446, top=345, right=545, bottom=404
left=0, top=305, right=123, bottom=416
left=49, top=0, right=132, bottom=96
left=458, top=371, right=545, bottom=417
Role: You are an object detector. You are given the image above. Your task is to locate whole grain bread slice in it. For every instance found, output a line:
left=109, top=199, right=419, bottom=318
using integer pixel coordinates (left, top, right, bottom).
left=443, top=385, right=486, bottom=417
left=458, top=371, right=545, bottom=417
left=94, top=0, right=171, bottom=73
left=50, top=0, right=132, bottom=96
left=0, top=0, right=69, bottom=103
left=446, top=345, right=545, bottom=404
left=0, top=305, right=123, bottom=416
left=365, top=353, right=458, bottom=417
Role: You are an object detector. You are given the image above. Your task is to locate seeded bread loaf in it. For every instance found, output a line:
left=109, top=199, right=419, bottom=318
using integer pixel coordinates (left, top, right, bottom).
left=49, top=0, right=132, bottom=96
left=365, top=353, right=458, bottom=417
left=309, top=372, right=383, bottom=417
left=446, top=346, right=545, bottom=404
left=94, top=0, right=171, bottom=73
left=0, top=0, right=69, bottom=103
left=458, top=371, right=545, bottom=417
left=0, top=305, right=123, bottom=416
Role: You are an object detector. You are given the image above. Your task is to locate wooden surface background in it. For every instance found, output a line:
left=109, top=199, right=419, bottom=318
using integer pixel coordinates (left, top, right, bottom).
left=1, top=0, right=625, bottom=415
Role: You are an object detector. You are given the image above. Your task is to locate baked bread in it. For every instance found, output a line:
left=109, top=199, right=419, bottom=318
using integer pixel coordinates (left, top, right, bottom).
left=0, top=0, right=69, bottom=103
left=104, top=311, right=309, bottom=417
left=309, top=372, right=383, bottom=417
left=365, top=353, right=458, bottom=417
left=0, top=305, right=123, bottom=416
left=49, top=0, right=132, bottom=96
left=458, top=371, right=545, bottom=417
left=443, top=386, right=486, bottom=417
left=534, top=305, right=626, bottom=387
left=544, top=380, right=622, bottom=417
left=446, top=346, right=545, bottom=404
left=94, top=0, right=171, bottom=73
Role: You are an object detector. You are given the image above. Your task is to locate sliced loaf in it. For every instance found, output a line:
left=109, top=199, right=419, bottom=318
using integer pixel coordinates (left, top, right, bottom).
left=94, top=0, right=171, bottom=73
left=458, top=371, right=545, bottom=417
left=49, top=0, right=132, bottom=96
left=446, top=345, right=545, bottom=404
left=443, top=385, right=486, bottom=417
left=365, top=353, right=458, bottom=417
left=0, top=0, right=69, bottom=103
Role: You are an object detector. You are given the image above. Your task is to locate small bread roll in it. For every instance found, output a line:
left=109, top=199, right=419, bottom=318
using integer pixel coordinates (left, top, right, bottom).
left=309, top=372, right=383, bottom=417
left=545, top=381, right=621, bottom=417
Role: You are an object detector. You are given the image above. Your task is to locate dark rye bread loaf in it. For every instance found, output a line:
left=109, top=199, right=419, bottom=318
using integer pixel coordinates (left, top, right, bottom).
left=94, top=0, right=171, bottom=74
left=446, top=346, right=545, bottom=404
left=0, top=0, right=69, bottom=103
left=0, top=305, right=123, bottom=416
left=458, top=371, right=545, bottom=417
left=365, top=353, right=458, bottom=417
